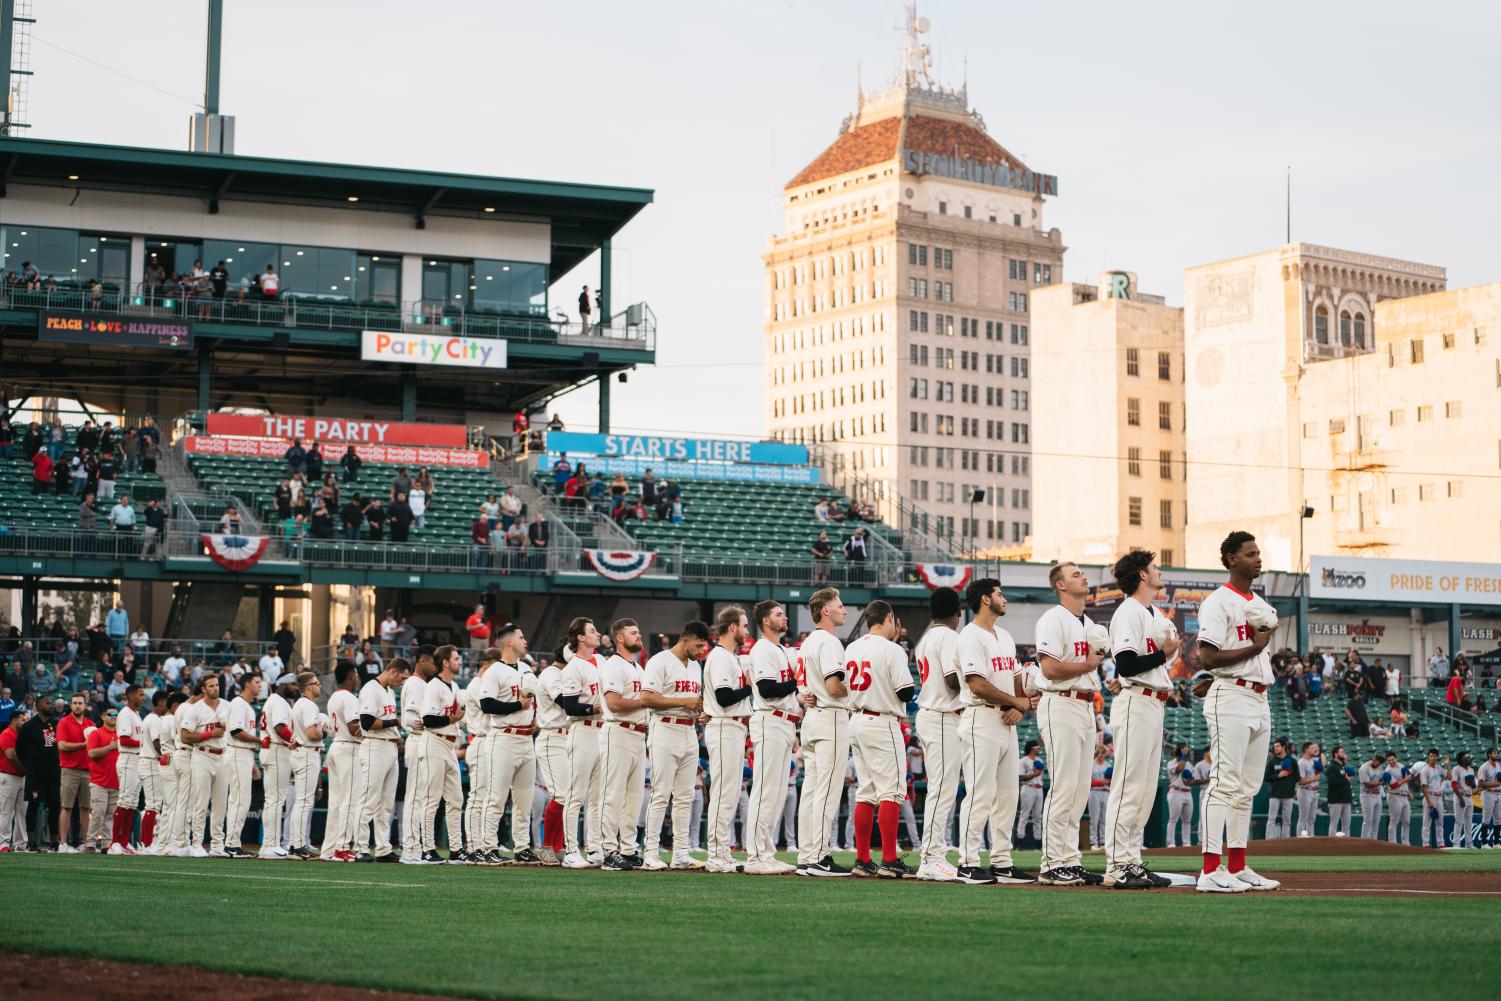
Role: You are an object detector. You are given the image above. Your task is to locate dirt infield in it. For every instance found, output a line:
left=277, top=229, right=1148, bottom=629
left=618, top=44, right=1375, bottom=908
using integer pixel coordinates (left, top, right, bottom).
left=1271, top=870, right=1501, bottom=896
left=1147, top=836, right=1437, bottom=857
left=0, top=951, right=463, bottom=1001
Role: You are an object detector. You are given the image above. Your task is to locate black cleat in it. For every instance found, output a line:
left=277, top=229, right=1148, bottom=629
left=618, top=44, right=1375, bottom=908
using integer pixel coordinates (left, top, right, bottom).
left=510, top=848, right=541, bottom=865
left=989, top=865, right=1036, bottom=884
left=956, top=865, right=998, bottom=885
left=354, top=852, right=375, bottom=863
left=877, top=857, right=916, bottom=879
left=851, top=860, right=880, bottom=878
left=601, top=851, right=630, bottom=871
left=288, top=846, right=315, bottom=861
left=621, top=853, right=643, bottom=869
left=1078, top=867, right=1105, bottom=886
left=1139, top=866, right=1172, bottom=888
left=1038, top=867, right=1085, bottom=886
left=420, top=849, right=445, bottom=864
left=1105, top=866, right=1155, bottom=890
left=374, top=852, right=401, bottom=863
left=802, top=855, right=852, bottom=877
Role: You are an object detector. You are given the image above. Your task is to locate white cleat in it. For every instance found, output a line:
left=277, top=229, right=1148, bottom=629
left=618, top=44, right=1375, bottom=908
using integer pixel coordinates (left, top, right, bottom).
left=705, top=858, right=742, bottom=873
left=561, top=852, right=592, bottom=869
left=669, top=854, right=706, bottom=870
left=915, top=860, right=962, bottom=882
left=638, top=853, right=668, bottom=871
left=172, top=847, right=192, bottom=858
left=1196, top=868, right=1249, bottom=893
left=209, top=847, right=231, bottom=858
left=188, top=846, right=210, bottom=859
left=744, top=859, right=796, bottom=875
left=1231, top=866, right=1280, bottom=891
left=586, top=850, right=605, bottom=866
left=107, top=843, right=129, bottom=856
left=258, top=848, right=284, bottom=860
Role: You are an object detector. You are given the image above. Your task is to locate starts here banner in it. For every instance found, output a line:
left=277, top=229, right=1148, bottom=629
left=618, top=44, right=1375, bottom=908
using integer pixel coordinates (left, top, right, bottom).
left=185, top=435, right=487, bottom=469
left=204, top=413, right=468, bottom=448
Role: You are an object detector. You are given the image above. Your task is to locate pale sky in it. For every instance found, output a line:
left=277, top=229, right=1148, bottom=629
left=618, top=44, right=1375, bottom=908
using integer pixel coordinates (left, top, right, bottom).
left=19, top=0, right=1500, bottom=439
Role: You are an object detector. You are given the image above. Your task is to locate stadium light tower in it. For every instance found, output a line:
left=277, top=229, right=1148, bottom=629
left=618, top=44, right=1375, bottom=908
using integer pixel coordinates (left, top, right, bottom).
left=188, top=0, right=235, bottom=153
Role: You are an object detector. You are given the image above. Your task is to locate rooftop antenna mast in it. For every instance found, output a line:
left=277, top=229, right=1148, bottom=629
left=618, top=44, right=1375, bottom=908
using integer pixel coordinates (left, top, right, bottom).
left=188, top=0, right=235, bottom=153
left=0, top=0, right=36, bottom=135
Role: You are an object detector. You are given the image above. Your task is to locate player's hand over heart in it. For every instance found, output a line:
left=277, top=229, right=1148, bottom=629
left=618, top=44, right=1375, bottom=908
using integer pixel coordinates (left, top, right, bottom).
left=1106, top=679, right=1122, bottom=695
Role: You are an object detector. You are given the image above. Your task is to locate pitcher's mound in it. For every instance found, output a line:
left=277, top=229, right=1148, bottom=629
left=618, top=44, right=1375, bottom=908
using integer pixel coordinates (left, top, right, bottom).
left=1147, top=836, right=1439, bottom=858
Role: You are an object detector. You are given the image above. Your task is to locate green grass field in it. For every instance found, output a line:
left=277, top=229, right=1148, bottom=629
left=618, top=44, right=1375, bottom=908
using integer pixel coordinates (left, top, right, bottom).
left=3, top=850, right=1497, bottom=1001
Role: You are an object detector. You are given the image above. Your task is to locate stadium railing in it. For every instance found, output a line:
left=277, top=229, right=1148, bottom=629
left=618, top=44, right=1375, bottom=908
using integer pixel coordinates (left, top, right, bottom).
left=7, top=634, right=293, bottom=668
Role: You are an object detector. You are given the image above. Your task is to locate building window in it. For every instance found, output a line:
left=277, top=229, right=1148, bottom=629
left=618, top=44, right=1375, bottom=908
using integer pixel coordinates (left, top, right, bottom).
left=1128, top=497, right=1142, bottom=526
left=1416, top=405, right=1432, bottom=423
left=1315, top=306, right=1329, bottom=344
left=1389, top=409, right=1405, bottom=427
left=1448, top=480, right=1464, bottom=498
left=1158, top=352, right=1171, bottom=380
left=1127, top=398, right=1141, bottom=426
left=1160, top=548, right=1175, bottom=566
left=1126, top=348, right=1139, bottom=376
left=1446, top=400, right=1463, bottom=418
left=1033, top=262, right=1052, bottom=284
left=963, top=205, right=972, bottom=219
left=1013, top=213, right=1022, bottom=226
left=938, top=201, right=948, bottom=215
left=1339, top=311, right=1352, bottom=347
left=1353, top=314, right=1366, bottom=347
left=1419, top=483, right=1435, bottom=501
left=1159, top=499, right=1173, bottom=529
left=1411, top=338, right=1425, bottom=363
left=1127, top=447, right=1141, bottom=477
left=1329, top=418, right=1346, bottom=434
left=1159, top=450, right=1173, bottom=479
left=1157, top=401, right=1172, bottom=430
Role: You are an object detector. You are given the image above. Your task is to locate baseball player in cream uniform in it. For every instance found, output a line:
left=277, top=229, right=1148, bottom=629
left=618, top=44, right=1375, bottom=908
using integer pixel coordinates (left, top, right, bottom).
left=258, top=673, right=298, bottom=859
left=1415, top=748, right=1448, bottom=847
left=399, top=649, right=436, bottom=861
left=356, top=658, right=409, bottom=861
left=1033, top=562, right=1105, bottom=886
left=137, top=691, right=169, bottom=851
left=110, top=687, right=145, bottom=854
left=640, top=622, right=709, bottom=870
left=1295, top=743, right=1322, bottom=837
left=1102, top=550, right=1180, bottom=888
left=795, top=588, right=851, bottom=877
left=557, top=619, right=606, bottom=868
left=533, top=651, right=571, bottom=863
left=1358, top=751, right=1386, bottom=839
left=954, top=577, right=1034, bottom=885
left=1192, top=530, right=1280, bottom=892
left=320, top=663, right=363, bottom=861
left=599, top=618, right=649, bottom=870
left=845, top=601, right=917, bottom=879
left=414, top=646, right=465, bottom=862
left=746, top=600, right=801, bottom=875
left=703, top=606, right=753, bottom=873
left=179, top=676, right=231, bottom=857
left=460, top=654, right=496, bottom=864
left=913, top=587, right=964, bottom=880
left=1165, top=747, right=1194, bottom=848
left=1449, top=753, right=1476, bottom=849
left=1384, top=752, right=1413, bottom=845
left=222, top=673, right=262, bottom=858
left=287, top=673, right=325, bottom=860
left=1477, top=748, right=1500, bottom=847
left=1016, top=743, right=1044, bottom=846
left=475, top=625, right=542, bottom=864
left=160, top=691, right=193, bottom=855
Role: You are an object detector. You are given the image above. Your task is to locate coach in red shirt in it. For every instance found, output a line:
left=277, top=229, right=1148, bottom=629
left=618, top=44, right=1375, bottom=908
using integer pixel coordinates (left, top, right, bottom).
left=466, top=603, right=491, bottom=653
left=0, top=711, right=26, bottom=852
left=55, top=693, right=93, bottom=852
left=85, top=709, right=120, bottom=852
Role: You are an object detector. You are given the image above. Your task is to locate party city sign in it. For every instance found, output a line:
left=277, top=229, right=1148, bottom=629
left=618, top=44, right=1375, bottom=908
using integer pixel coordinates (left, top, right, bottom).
left=361, top=331, right=507, bottom=370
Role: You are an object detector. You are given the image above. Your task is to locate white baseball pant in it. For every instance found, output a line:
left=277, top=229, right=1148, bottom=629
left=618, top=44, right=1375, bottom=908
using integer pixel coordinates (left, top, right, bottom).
left=1165, top=791, right=1193, bottom=847
left=320, top=741, right=361, bottom=857
left=1451, top=796, right=1474, bottom=848
left=1266, top=797, right=1295, bottom=839
left=1295, top=789, right=1319, bottom=836
left=600, top=723, right=647, bottom=855
left=224, top=747, right=255, bottom=849
left=1359, top=793, right=1384, bottom=839
left=0, top=772, right=26, bottom=849
left=357, top=738, right=399, bottom=855
left=487, top=730, right=536, bottom=852
left=1421, top=796, right=1445, bottom=847
left=703, top=718, right=746, bottom=864
left=1087, top=790, right=1108, bottom=849
left=563, top=722, right=603, bottom=857
left=851, top=714, right=905, bottom=805
left=746, top=713, right=795, bottom=865
left=1016, top=785, right=1043, bottom=842
left=1037, top=694, right=1093, bottom=873
left=915, top=708, right=961, bottom=866
left=288, top=747, right=321, bottom=850
left=1387, top=795, right=1411, bottom=844
left=900, top=798, right=919, bottom=845
left=1327, top=801, right=1352, bottom=836
left=1201, top=682, right=1271, bottom=855
left=188, top=749, right=228, bottom=851
left=780, top=786, right=797, bottom=847
left=690, top=787, right=704, bottom=848
left=535, top=727, right=569, bottom=847
left=464, top=733, right=492, bottom=851
left=117, top=755, right=141, bottom=815
left=796, top=707, right=849, bottom=865
left=164, top=751, right=192, bottom=849
left=399, top=735, right=421, bottom=857
left=644, top=719, right=697, bottom=856
left=414, top=732, right=462, bottom=853
left=1484, top=792, right=1501, bottom=825
left=141, top=757, right=164, bottom=820
left=1103, top=689, right=1163, bottom=872
left=260, top=743, right=291, bottom=852
left=957, top=708, right=1018, bottom=869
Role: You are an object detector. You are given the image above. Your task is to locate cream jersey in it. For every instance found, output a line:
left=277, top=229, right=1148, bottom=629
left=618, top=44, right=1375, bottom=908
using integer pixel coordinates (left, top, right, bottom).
left=1019, top=755, right=1045, bottom=787
left=291, top=697, right=322, bottom=747
left=1034, top=605, right=1100, bottom=694
left=421, top=677, right=463, bottom=738
left=558, top=656, right=602, bottom=720
left=913, top=623, right=962, bottom=713
left=703, top=645, right=751, bottom=718
left=328, top=689, right=361, bottom=743
left=797, top=629, right=849, bottom=710
left=140, top=712, right=163, bottom=758
left=358, top=679, right=400, bottom=741
left=161, top=711, right=179, bottom=752
left=116, top=706, right=143, bottom=756
left=1108, top=595, right=1172, bottom=691
left=1478, top=760, right=1501, bottom=793
left=643, top=649, right=702, bottom=721
left=262, top=692, right=293, bottom=746
left=956, top=621, right=1018, bottom=710
left=400, top=676, right=428, bottom=731
left=1358, top=761, right=1385, bottom=792
left=600, top=654, right=647, bottom=724
left=226, top=695, right=258, bottom=748
left=534, top=664, right=570, bottom=730
left=464, top=672, right=492, bottom=738
left=180, top=698, right=229, bottom=749
left=1195, top=584, right=1274, bottom=686
left=1167, top=758, right=1193, bottom=791
left=844, top=633, right=912, bottom=716
left=481, top=659, right=536, bottom=728
left=750, top=637, right=800, bottom=715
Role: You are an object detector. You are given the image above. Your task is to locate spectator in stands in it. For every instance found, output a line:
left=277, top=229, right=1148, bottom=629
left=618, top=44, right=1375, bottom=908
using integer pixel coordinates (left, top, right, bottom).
left=814, top=498, right=831, bottom=522
left=273, top=479, right=293, bottom=520
left=499, top=487, right=522, bottom=530
left=77, top=493, right=97, bottom=532
left=105, top=602, right=128, bottom=654
left=364, top=497, right=386, bottom=540
left=209, top=260, right=229, bottom=299
left=109, top=495, right=136, bottom=533
left=339, top=446, right=362, bottom=483
left=106, top=671, right=128, bottom=709
left=500, top=519, right=525, bottom=569
left=120, top=428, right=139, bottom=472
left=625, top=498, right=649, bottom=522
left=549, top=412, right=566, bottom=432
left=47, top=419, right=65, bottom=462
left=0, top=415, right=12, bottom=459
left=260, top=264, right=281, bottom=298
left=562, top=470, right=585, bottom=509
left=305, top=443, right=325, bottom=482
left=471, top=513, right=491, bottom=551
left=512, top=409, right=529, bottom=439
left=93, top=449, right=119, bottom=502
left=465, top=604, right=491, bottom=654
left=341, top=495, right=365, bottom=541
left=587, top=474, right=607, bottom=508
left=30, top=447, right=53, bottom=495
left=388, top=493, right=413, bottom=543
left=1345, top=687, right=1372, bottom=738
left=1389, top=700, right=1410, bottom=738
left=138, top=438, right=159, bottom=476
left=1446, top=668, right=1468, bottom=709
left=319, top=473, right=341, bottom=511
left=273, top=621, right=296, bottom=666
left=415, top=466, right=436, bottom=503
left=392, top=466, right=412, bottom=501
left=20, top=421, right=43, bottom=460
left=127, top=627, right=149, bottom=666
left=257, top=647, right=284, bottom=686
left=137, top=497, right=165, bottom=558
left=394, top=618, right=417, bottom=657
left=218, top=504, right=241, bottom=535
left=68, top=448, right=90, bottom=497
left=811, top=530, right=832, bottom=582
left=527, top=513, right=549, bottom=553
left=309, top=499, right=335, bottom=539
left=1429, top=647, right=1450, bottom=688
left=408, top=481, right=428, bottom=530
left=551, top=453, right=572, bottom=492
left=843, top=528, right=869, bottom=562
left=284, top=440, right=307, bottom=476
left=281, top=512, right=307, bottom=541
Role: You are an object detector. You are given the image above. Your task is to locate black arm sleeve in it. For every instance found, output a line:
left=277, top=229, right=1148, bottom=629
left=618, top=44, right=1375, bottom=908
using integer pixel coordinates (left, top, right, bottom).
left=715, top=684, right=753, bottom=707
left=557, top=694, right=594, bottom=717
left=480, top=697, right=523, bottom=715
left=360, top=714, right=378, bottom=731
left=422, top=714, right=450, bottom=730
left=756, top=678, right=798, bottom=699
left=895, top=685, right=915, bottom=704
left=1113, top=649, right=1167, bottom=678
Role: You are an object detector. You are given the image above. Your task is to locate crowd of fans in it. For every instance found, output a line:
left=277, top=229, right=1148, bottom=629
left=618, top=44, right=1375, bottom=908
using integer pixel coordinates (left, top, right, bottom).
left=274, top=456, right=438, bottom=545
left=549, top=455, right=685, bottom=525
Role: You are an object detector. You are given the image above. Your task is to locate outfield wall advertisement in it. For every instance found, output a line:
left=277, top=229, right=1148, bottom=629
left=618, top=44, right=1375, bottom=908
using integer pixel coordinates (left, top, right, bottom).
left=542, top=453, right=818, bottom=484
left=185, top=435, right=487, bottom=468
left=204, top=413, right=469, bottom=448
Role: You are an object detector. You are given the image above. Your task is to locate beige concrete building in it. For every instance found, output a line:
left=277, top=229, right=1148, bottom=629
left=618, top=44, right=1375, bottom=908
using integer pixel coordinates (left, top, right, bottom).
left=763, top=6, right=1063, bottom=553
left=1182, top=243, right=1451, bottom=570
left=1031, top=272, right=1186, bottom=567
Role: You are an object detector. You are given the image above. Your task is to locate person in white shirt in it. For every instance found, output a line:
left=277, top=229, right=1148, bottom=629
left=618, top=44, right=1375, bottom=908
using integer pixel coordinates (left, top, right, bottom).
left=136, top=691, right=170, bottom=852
left=1192, top=531, right=1280, bottom=893
left=1383, top=664, right=1402, bottom=700
left=286, top=673, right=325, bottom=860
left=222, top=672, right=262, bottom=858
left=257, top=673, right=298, bottom=859
left=953, top=577, right=1035, bottom=885
left=398, top=649, right=436, bottom=862
left=379, top=612, right=400, bottom=659
left=1101, top=549, right=1180, bottom=889
left=1032, top=562, right=1105, bottom=887
left=745, top=600, right=801, bottom=875
left=109, top=685, right=146, bottom=855
left=319, top=664, right=364, bottom=861
left=795, top=588, right=851, bottom=877
left=557, top=619, right=606, bottom=869
left=473, top=625, right=542, bottom=864
left=412, top=645, right=465, bottom=863
left=408, top=486, right=428, bottom=530
left=178, top=675, right=231, bottom=858
left=639, top=621, right=709, bottom=871
left=912, top=586, right=964, bottom=880
left=1295, top=742, right=1323, bottom=838
left=844, top=600, right=917, bottom=879
left=598, top=619, right=650, bottom=870
left=702, top=606, right=753, bottom=873
left=161, top=647, right=187, bottom=685
left=258, top=651, right=284, bottom=686
left=354, top=657, right=411, bottom=862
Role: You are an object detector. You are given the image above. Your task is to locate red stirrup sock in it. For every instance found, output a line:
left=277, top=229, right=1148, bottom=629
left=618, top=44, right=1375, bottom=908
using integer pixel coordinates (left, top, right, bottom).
left=1227, top=846, right=1247, bottom=873
left=853, top=802, right=875, bottom=863
left=877, top=802, right=899, bottom=863
left=141, top=811, right=157, bottom=846
left=1202, top=851, right=1221, bottom=876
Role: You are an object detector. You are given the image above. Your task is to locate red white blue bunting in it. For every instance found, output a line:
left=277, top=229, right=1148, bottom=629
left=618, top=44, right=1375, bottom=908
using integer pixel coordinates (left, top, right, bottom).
left=201, top=533, right=270, bottom=572
left=915, top=563, right=973, bottom=591
left=585, top=549, right=656, bottom=582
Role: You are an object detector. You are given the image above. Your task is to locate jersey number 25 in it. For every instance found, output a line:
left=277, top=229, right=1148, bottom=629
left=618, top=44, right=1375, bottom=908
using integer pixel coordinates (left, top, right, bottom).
left=845, top=661, right=873, bottom=692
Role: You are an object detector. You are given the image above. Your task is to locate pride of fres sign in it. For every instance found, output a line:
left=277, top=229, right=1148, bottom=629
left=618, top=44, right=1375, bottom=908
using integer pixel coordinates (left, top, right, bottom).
left=204, top=413, right=469, bottom=449
left=545, top=431, right=808, bottom=466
